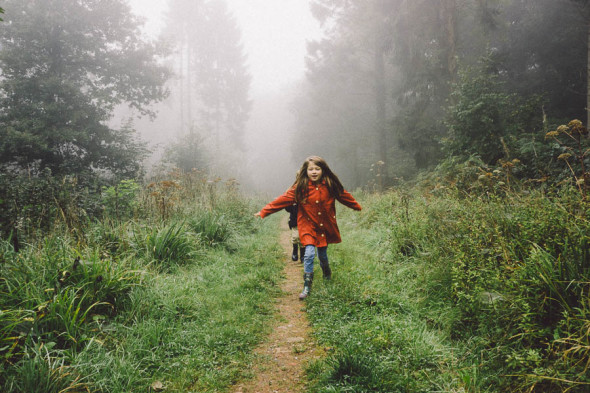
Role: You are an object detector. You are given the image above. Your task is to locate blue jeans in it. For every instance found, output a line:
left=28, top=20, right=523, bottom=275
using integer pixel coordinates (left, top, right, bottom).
left=303, top=245, right=328, bottom=274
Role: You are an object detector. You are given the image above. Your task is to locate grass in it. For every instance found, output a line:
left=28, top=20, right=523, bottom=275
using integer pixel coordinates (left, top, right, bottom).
left=1, top=173, right=286, bottom=392
left=3, top=171, right=589, bottom=392
left=72, top=220, right=284, bottom=392
left=304, top=189, right=590, bottom=392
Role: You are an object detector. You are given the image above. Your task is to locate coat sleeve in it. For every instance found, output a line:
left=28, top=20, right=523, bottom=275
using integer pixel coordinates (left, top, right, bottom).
left=336, top=189, right=362, bottom=211
left=258, top=188, right=297, bottom=218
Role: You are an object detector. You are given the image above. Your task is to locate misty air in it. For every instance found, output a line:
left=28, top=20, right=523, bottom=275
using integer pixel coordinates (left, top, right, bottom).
left=1, top=1, right=589, bottom=392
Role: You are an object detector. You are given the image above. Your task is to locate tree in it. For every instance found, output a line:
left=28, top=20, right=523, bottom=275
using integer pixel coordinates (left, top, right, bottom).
left=297, top=0, right=400, bottom=188
left=0, top=0, right=169, bottom=180
left=163, top=128, right=208, bottom=173
left=163, top=0, right=251, bottom=174
left=563, top=0, right=590, bottom=126
left=497, top=0, right=586, bottom=123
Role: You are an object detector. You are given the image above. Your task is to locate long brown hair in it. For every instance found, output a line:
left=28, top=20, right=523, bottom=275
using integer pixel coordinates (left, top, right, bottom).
left=293, top=156, right=344, bottom=203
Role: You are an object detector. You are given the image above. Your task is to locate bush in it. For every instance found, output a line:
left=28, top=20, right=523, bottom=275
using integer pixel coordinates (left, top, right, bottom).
left=135, top=221, right=198, bottom=269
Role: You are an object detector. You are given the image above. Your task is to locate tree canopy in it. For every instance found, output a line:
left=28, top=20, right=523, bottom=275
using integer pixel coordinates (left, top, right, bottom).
left=162, top=0, right=251, bottom=175
left=295, top=0, right=588, bottom=188
left=0, top=0, right=170, bottom=180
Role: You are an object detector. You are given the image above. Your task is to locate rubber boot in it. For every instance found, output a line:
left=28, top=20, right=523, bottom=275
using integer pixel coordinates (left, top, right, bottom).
left=319, top=260, right=332, bottom=280
left=299, top=247, right=305, bottom=264
left=299, top=272, right=314, bottom=300
left=291, top=244, right=298, bottom=261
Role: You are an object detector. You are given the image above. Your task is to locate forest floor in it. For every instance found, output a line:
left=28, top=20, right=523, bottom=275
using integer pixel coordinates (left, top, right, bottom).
left=231, top=220, right=324, bottom=393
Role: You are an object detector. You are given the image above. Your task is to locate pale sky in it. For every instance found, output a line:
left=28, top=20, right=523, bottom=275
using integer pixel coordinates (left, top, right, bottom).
left=128, top=0, right=322, bottom=96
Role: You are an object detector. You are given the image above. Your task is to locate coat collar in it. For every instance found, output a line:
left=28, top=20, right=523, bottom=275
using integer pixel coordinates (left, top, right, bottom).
left=308, top=179, right=326, bottom=186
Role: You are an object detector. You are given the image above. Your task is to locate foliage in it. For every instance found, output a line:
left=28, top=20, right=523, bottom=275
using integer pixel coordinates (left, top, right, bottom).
left=163, top=130, right=209, bottom=174
left=0, top=0, right=167, bottom=180
left=306, top=189, right=590, bottom=392
left=1, top=169, right=281, bottom=392
left=162, top=0, right=251, bottom=175
left=544, top=119, right=590, bottom=199
left=101, top=179, right=141, bottom=222
left=136, top=221, right=197, bottom=269
left=445, top=64, right=539, bottom=165
left=187, top=211, right=234, bottom=248
left=0, top=170, right=102, bottom=248
left=297, top=0, right=587, bottom=187
left=4, top=342, right=89, bottom=393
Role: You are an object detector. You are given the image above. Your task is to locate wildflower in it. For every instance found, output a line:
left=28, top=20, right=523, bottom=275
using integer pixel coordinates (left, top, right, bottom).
left=568, top=119, right=582, bottom=128
left=545, top=130, right=559, bottom=139
left=576, top=178, right=585, bottom=185
left=557, top=125, right=569, bottom=133
left=569, top=119, right=588, bottom=135
left=558, top=153, right=572, bottom=160
left=160, top=180, right=180, bottom=189
left=512, top=158, right=520, bottom=164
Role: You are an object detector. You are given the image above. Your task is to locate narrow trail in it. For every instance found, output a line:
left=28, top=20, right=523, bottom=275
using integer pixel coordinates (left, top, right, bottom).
left=232, top=219, right=324, bottom=393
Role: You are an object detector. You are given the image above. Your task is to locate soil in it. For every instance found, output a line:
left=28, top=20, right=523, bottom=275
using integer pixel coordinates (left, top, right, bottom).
left=231, top=220, right=324, bottom=393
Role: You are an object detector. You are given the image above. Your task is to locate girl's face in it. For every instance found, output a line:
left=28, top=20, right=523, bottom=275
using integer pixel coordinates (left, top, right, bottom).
left=307, top=162, right=323, bottom=183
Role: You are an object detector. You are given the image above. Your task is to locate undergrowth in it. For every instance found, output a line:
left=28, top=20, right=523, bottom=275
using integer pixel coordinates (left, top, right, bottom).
left=0, top=170, right=284, bottom=392
left=305, top=187, right=589, bottom=392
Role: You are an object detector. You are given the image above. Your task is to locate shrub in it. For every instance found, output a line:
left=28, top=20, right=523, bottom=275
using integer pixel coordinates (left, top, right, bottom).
left=136, top=221, right=197, bottom=269
left=187, top=211, right=234, bottom=247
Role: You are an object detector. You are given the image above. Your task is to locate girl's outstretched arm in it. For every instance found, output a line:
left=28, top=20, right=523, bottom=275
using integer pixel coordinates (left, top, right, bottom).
left=336, top=190, right=362, bottom=211
left=257, top=188, right=296, bottom=218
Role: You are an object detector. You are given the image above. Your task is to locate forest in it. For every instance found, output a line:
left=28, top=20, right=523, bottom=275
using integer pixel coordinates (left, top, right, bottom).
left=0, top=0, right=589, bottom=392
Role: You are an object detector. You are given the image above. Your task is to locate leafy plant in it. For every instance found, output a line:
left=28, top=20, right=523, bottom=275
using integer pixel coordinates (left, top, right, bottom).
left=101, top=179, right=141, bottom=221
left=4, top=342, right=88, bottom=393
left=545, top=119, right=590, bottom=200
left=188, top=211, right=234, bottom=247
left=140, top=221, right=196, bottom=269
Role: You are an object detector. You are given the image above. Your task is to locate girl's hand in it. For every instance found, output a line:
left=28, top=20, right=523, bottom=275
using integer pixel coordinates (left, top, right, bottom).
left=254, top=212, right=262, bottom=218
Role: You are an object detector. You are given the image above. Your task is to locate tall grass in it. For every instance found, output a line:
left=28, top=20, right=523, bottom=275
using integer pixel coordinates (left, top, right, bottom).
left=1, top=170, right=284, bottom=392
left=305, top=188, right=590, bottom=392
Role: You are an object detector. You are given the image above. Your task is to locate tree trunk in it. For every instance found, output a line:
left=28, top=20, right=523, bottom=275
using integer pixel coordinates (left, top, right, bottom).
left=179, top=31, right=185, bottom=136
left=587, top=21, right=590, bottom=128
left=443, top=0, right=457, bottom=89
left=374, top=0, right=388, bottom=191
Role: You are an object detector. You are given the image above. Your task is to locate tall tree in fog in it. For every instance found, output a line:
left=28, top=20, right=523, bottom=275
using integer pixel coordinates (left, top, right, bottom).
left=297, top=0, right=587, bottom=187
left=388, top=0, right=459, bottom=170
left=0, top=0, right=169, bottom=179
left=299, top=0, right=399, bottom=188
left=563, top=0, right=590, bottom=127
left=445, top=0, right=587, bottom=165
left=163, top=0, right=251, bottom=173
left=495, top=0, right=586, bottom=122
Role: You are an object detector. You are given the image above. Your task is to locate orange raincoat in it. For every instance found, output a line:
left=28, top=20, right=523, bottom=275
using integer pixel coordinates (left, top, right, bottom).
left=258, top=180, right=362, bottom=247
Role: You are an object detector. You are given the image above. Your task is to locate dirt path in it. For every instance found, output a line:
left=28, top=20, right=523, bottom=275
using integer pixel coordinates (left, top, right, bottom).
left=232, top=220, right=323, bottom=393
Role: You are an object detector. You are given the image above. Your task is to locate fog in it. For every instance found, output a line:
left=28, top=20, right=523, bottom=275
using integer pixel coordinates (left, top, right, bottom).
left=125, top=0, right=323, bottom=196
left=2, top=0, right=587, bottom=199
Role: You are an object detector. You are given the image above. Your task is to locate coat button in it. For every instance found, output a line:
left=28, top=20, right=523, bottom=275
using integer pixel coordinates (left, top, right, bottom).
left=316, top=187, right=319, bottom=190
left=321, top=234, right=325, bottom=237
left=316, top=200, right=319, bottom=203
left=318, top=212, right=321, bottom=215
left=320, top=223, right=323, bottom=227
